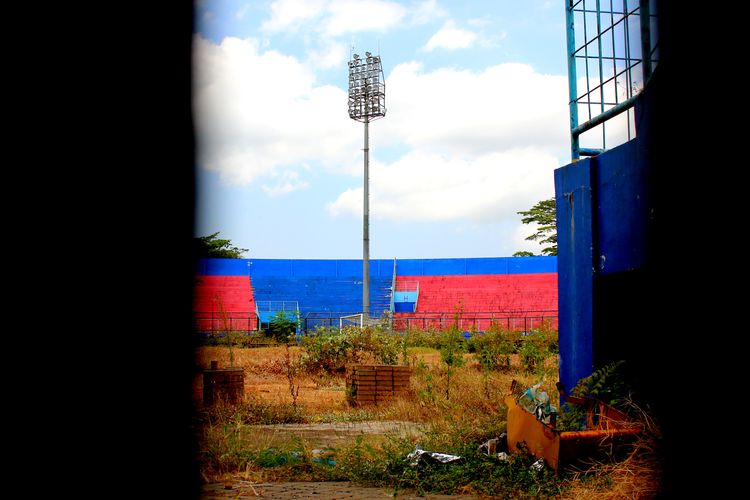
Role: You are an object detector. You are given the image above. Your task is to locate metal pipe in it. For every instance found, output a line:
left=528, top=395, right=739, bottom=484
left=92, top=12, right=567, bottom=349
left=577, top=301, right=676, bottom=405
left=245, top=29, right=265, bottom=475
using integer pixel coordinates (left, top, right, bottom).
left=580, top=147, right=604, bottom=156
left=363, top=113, right=370, bottom=320
left=639, top=0, right=652, bottom=83
left=565, top=1, right=580, bottom=160
left=596, top=0, right=605, bottom=149
left=572, top=93, right=639, bottom=137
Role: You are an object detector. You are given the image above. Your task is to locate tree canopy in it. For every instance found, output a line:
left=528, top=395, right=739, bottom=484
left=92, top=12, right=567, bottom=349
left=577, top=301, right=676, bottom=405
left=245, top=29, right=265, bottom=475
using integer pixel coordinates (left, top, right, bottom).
left=516, top=198, right=557, bottom=256
left=194, top=232, right=248, bottom=259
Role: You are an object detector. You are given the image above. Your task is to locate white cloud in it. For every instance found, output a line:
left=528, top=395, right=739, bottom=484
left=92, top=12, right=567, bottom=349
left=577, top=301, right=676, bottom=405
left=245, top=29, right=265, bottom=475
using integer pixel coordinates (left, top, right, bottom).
left=193, top=35, right=359, bottom=185
left=467, top=17, right=491, bottom=28
left=261, top=0, right=415, bottom=37
left=324, top=0, right=407, bottom=36
left=574, top=75, right=638, bottom=152
left=409, top=0, right=448, bottom=25
left=262, top=171, right=310, bottom=196
left=327, top=149, right=558, bottom=223
left=379, top=61, right=569, bottom=156
left=328, top=60, right=569, bottom=224
left=511, top=220, right=544, bottom=255
left=261, top=0, right=327, bottom=32
left=306, top=39, right=348, bottom=70
left=422, top=20, right=478, bottom=51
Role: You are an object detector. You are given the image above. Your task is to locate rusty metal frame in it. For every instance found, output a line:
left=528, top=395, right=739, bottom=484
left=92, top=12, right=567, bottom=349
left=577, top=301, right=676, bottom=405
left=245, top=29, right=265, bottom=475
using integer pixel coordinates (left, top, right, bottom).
left=505, top=380, right=641, bottom=472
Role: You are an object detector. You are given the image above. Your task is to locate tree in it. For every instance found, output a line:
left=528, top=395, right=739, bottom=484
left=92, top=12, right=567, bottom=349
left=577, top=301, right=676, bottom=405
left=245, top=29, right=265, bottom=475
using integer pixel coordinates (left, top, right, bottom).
left=194, top=232, right=248, bottom=259
left=512, top=251, right=535, bottom=257
left=517, top=198, right=557, bottom=256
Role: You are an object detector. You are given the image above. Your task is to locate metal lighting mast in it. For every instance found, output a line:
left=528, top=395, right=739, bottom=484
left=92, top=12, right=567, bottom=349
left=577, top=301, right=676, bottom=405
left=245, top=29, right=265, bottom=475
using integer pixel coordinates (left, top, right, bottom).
left=348, top=51, right=386, bottom=321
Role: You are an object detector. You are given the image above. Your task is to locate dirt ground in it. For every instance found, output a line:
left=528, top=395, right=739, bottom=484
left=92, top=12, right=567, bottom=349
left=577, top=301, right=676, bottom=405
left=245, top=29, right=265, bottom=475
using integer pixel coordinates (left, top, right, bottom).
left=198, top=421, right=478, bottom=499
left=201, top=481, right=479, bottom=499
left=241, top=420, right=426, bottom=449
left=193, top=346, right=529, bottom=499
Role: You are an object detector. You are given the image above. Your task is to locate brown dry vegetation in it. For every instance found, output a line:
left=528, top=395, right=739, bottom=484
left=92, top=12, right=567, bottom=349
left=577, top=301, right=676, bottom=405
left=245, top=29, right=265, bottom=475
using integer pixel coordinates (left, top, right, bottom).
left=193, top=346, right=552, bottom=417
left=195, top=346, right=348, bottom=412
left=194, top=342, right=660, bottom=498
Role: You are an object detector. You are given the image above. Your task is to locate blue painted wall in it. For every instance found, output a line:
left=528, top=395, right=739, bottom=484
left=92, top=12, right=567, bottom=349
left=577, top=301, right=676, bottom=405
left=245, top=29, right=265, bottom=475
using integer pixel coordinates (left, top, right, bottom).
left=393, top=302, right=416, bottom=313
left=251, top=275, right=393, bottom=320
left=393, top=291, right=418, bottom=303
left=196, top=258, right=251, bottom=276
left=249, top=259, right=395, bottom=278
left=593, top=137, right=650, bottom=275
left=393, top=291, right=418, bottom=313
left=555, top=134, right=654, bottom=396
left=196, top=257, right=557, bottom=278
left=554, top=158, right=595, bottom=395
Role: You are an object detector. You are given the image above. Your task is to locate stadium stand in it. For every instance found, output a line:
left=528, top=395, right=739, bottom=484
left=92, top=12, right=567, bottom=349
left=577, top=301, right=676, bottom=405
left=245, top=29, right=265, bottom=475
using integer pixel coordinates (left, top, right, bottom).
left=193, top=257, right=558, bottom=333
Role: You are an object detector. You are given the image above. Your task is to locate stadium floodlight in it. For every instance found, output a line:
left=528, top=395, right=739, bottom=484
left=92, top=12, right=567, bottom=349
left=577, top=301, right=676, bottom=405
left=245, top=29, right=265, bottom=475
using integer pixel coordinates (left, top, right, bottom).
left=348, top=52, right=386, bottom=122
left=348, top=51, right=386, bottom=320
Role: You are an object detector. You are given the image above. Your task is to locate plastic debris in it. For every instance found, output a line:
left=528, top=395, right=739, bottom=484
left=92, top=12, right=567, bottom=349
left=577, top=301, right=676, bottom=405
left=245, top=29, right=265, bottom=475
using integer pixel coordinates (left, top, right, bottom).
left=478, top=433, right=507, bottom=456
left=311, top=448, right=337, bottom=466
left=478, top=438, right=499, bottom=455
left=530, top=458, right=545, bottom=475
left=496, top=452, right=509, bottom=462
left=518, top=383, right=558, bottom=425
left=406, top=445, right=462, bottom=466
left=312, top=457, right=337, bottom=466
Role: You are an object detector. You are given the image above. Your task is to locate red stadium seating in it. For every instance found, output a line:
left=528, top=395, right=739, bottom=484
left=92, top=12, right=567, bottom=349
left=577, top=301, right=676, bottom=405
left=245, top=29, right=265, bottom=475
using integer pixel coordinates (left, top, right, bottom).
left=193, top=275, right=257, bottom=332
left=393, top=274, right=557, bottom=331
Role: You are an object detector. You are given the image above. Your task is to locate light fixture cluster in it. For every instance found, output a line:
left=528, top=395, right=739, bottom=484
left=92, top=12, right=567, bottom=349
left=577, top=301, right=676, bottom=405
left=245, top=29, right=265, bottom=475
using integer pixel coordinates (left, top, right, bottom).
left=348, top=52, right=386, bottom=122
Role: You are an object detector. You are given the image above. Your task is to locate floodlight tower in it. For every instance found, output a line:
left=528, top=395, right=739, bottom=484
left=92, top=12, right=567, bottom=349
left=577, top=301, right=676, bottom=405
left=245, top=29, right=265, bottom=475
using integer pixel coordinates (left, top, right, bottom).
left=348, top=51, right=386, bottom=321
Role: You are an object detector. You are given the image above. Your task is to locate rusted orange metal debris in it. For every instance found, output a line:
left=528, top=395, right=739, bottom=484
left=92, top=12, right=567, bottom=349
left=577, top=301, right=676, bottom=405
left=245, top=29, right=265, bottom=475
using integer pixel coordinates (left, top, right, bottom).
left=505, top=381, right=641, bottom=472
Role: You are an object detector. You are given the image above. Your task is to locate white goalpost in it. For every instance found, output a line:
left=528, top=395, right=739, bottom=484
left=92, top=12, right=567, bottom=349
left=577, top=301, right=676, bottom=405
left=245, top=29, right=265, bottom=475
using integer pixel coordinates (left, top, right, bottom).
left=339, top=313, right=364, bottom=329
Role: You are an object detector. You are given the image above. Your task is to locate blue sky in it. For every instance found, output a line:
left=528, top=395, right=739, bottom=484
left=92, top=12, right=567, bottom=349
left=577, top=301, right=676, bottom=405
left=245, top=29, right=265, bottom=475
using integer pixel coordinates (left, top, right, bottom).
left=194, top=0, right=570, bottom=259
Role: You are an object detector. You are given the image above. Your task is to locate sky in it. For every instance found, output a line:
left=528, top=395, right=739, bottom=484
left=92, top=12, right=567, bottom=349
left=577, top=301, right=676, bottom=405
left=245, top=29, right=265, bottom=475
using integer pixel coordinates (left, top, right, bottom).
left=193, top=0, right=570, bottom=259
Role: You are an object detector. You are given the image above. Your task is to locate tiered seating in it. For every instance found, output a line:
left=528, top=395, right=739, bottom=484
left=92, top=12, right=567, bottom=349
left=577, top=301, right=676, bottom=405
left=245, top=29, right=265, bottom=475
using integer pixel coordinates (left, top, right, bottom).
left=393, top=273, right=558, bottom=331
left=193, top=275, right=257, bottom=332
left=192, top=258, right=558, bottom=334
left=403, top=274, right=557, bottom=312
left=250, top=275, right=392, bottom=323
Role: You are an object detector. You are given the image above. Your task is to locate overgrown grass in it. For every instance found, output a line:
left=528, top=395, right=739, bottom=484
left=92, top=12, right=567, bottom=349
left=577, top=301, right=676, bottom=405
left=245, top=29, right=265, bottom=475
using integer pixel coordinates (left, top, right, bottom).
left=563, top=398, right=663, bottom=497
left=299, top=325, right=400, bottom=373
left=332, top=432, right=564, bottom=498
left=195, top=324, right=660, bottom=496
left=199, top=396, right=306, bottom=427
left=196, top=331, right=276, bottom=348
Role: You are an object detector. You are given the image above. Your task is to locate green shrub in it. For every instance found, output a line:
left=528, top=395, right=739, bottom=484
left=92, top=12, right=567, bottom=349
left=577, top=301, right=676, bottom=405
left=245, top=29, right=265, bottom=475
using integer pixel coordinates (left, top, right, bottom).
left=440, top=327, right=466, bottom=400
left=300, top=325, right=400, bottom=373
left=468, top=330, right=516, bottom=372
left=331, top=427, right=563, bottom=497
left=519, top=339, right=546, bottom=374
left=268, top=311, right=299, bottom=343
left=401, top=328, right=446, bottom=349
left=517, top=326, right=558, bottom=374
left=557, top=360, right=629, bottom=431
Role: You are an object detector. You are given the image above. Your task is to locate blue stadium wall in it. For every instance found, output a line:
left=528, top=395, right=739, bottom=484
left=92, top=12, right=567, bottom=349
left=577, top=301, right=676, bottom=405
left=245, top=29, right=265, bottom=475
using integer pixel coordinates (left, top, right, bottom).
left=196, top=256, right=557, bottom=328
left=196, top=256, right=557, bottom=278
left=249, top=259, right=395, bottom=320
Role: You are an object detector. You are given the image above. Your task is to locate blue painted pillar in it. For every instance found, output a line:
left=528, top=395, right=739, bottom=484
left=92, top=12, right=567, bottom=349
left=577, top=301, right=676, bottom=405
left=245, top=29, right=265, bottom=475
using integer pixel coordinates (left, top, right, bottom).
left=554, top=158, right=595, bottom=396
